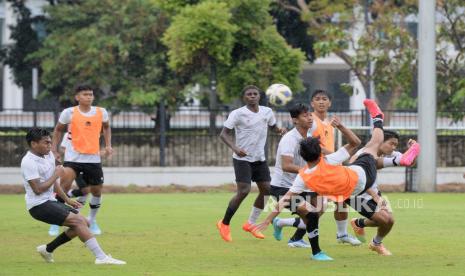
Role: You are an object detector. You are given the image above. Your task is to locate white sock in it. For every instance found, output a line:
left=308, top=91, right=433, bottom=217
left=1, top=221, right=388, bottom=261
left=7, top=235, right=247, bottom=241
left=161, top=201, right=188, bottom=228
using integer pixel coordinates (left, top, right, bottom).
left=373, top=235, right=384, bottom=244
left=248, top=207, right=263, bottom=224
left=336, top=219, right=348, bottom=237
left=88, top=196, right=102, bottom=223
left=67, top=190, right=74, bottom=197
left=76, top=194, right=89, bottom=213
left=276, top=218, right=296, bottom=228
left=383, top=156, right=400, bottom=168
left=84, top=237, right=106, bottom=260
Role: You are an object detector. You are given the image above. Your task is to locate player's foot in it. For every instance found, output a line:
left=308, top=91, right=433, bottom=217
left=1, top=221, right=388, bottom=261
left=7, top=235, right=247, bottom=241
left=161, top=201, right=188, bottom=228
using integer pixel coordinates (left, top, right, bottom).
left=287, top=239, right=311, bottom=248
left=36, top=245, right=54, bottom=263
left=337, top=234, right=362, bottom=246
left=350, top=218, right=366, bottom=243
left=272, top=217, right=283, bottom=241
left=95, top=254, right=126, bottom=265
left=242, top=222, right=265, bottom=239
left=400, top=143, right=421, bottom=167
left=363, top=99, right=384, bottom=119
left=311, top=251, right=334, bottom=261
left=48, top=225, right=59, bottom=236
left=216, top=220, right=232, bottom=242
left=369, top=242, right=392, bottom=256
left=89, top=221, right=102, bottom=235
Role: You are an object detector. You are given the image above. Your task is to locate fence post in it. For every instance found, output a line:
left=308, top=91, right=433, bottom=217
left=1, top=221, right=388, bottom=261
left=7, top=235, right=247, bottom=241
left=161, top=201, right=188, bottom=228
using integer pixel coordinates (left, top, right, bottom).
left=159, top=100, right=166, bottom=167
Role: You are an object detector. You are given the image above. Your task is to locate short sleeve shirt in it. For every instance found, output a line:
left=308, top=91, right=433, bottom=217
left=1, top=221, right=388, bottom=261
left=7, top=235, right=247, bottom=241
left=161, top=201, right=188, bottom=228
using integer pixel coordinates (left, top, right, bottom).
left=21, top=151, right=57, bottom=210
left=223, top=106, right=276, bottom=162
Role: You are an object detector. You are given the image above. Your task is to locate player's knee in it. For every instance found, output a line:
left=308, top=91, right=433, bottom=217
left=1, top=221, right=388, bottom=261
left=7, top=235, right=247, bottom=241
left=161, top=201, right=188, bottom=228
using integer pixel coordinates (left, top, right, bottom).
left=386, top=215, right=395, bottom=227
left=237, top=188, right=250, bottom=198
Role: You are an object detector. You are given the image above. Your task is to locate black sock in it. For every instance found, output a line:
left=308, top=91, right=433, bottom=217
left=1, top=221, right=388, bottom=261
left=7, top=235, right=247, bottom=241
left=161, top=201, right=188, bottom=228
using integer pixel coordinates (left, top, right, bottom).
left=71, top=189, right=84, bottom=197
left=305, top=212, right=321, bottom=255
left=292, top=218, right=300, bottom=227
left=222, top=206, right=237, bottom=225
left=55, top=195, right=65, bottom=203
left=290, top=228, right=307, bottom=242
left=46, top=232, right=72, bottom=253
left=355, top=218, right=366, bottom=228
left=373, top=115, right=383, bottom=129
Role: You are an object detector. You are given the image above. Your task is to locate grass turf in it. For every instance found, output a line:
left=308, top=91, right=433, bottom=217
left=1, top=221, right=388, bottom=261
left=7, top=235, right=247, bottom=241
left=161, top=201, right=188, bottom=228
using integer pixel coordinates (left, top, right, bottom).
left=0, top=193, right=464, bottom=275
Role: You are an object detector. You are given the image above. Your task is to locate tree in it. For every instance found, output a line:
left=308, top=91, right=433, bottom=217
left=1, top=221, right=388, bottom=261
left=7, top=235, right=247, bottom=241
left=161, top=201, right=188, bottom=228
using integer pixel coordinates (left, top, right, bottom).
left=277, top=0, right=465, bottom=121
left=30, top=0, right=184, bottom=111
left=162, top=0, right=305, bottom=104
left=0, top=0, right=46, bottom=89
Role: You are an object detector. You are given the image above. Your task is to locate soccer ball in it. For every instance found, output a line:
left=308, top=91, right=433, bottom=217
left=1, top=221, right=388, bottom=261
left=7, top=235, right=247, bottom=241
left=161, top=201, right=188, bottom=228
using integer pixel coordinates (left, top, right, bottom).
left=266, top=84, right=293, bottom=106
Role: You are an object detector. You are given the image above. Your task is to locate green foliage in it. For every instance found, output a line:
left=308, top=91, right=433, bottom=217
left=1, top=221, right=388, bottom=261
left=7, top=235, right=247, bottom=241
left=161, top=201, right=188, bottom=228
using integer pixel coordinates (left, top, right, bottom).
left=162, top=0, right=305, bottom=102
left=163, top=1, right=238, bottom=70
left=30, top=0, right=183, bottom=110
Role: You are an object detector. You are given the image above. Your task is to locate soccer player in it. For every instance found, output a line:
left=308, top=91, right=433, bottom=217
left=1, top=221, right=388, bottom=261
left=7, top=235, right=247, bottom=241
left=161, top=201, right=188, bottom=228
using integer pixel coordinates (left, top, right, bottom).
left=51, top=84, right=112, bottom=235
left=217, top=85, right=286, bottom=242
left=21, top=128, right=125, bottom=264
left=269, top=103, right=314, bottom=248
left=349, top=130, right=420, bottom=255
left=48, top=132, right=90, bottom=236
left=309, top=89, right=360, bottom=245
left=257, top=99, right=420, bottom=260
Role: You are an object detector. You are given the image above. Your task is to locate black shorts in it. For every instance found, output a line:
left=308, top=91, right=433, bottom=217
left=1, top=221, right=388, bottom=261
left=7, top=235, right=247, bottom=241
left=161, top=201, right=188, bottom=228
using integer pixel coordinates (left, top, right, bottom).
left=350, top=153, right=377, bottom=194
left=64, top=162, right=104, bottom=185
left=233, top=159, right=271, bottom=184
left=344, top=191, right=382, bottom=219
left=75, top=173, right=88, bottom=189
left=29, top=200, right=78, bottom=226
left=270, top=185, right=316, bottom=213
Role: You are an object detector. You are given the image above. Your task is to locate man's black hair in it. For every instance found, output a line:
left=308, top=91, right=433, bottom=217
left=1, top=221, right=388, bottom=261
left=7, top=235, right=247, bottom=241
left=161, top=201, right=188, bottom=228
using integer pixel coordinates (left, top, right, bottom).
left=74, top=84, right=93, bottom=94
left=299, top=137, right=321, bottom=162
left=310, top=89, right=332, bottom=101
left=289, top=103, right=310, bottom=118
left=26, top=127, right=50, bottom=146
left=241, top=85, right=261, bottom=96
left=384, top=130, right=400, bottom=141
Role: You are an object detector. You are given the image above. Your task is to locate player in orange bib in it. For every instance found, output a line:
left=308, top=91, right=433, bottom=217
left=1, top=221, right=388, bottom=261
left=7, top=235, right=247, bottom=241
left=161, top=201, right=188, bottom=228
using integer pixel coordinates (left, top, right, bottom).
left=50, top=84, right=112, bottom=236
left=257, top=99, right=406, bottom=261
left=308, top=89, right=360, bottom=246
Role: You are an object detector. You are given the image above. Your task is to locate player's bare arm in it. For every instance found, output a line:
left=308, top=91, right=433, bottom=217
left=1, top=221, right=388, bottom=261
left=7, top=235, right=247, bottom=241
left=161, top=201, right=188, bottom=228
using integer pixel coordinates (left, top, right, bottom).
left=255, top=190, right=297, bottom=231
left=281, top=155, right=302, bottom=173
left=27, top=165, right=63, bottom=195
left=219, top=127, right=247, bottom=157
left=330, top=116, right=361, bottom=155
left=51, top=123, right=66, bottom=163
left=270, top=124, right=287, bottom=136
left=102, top=121, right=113, bottom=158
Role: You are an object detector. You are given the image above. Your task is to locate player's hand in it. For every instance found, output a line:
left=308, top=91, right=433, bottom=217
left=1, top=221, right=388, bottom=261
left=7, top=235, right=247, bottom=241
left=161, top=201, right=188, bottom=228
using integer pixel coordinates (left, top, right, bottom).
left=103, top=146, right=113, bottom=159
left=277, top=127, right=287, bottom=136
left=66, top=198, right=82, bottom=209
left=54, top=165, right=65, bottom=178
left=330, top=116, right=342, bottom=128
left=254, top=219, right=271, bottom=232
left=234, top=148, right=247, bottom=157
left=407, top=139, right=417, bottom=147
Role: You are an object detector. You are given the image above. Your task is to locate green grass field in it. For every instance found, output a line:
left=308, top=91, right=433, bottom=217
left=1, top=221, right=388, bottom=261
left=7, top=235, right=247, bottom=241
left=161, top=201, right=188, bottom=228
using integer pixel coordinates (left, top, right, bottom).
left=1, top=193, right=464, bottom=275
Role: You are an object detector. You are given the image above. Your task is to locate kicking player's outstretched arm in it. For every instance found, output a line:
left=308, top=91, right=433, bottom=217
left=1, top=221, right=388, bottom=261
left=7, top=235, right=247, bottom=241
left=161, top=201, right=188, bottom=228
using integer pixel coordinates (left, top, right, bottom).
left=255, top=190, right=297, bottom=231
left=219, top=127, right=247, bottom=157
left=330, top=116, right=361, bottom=155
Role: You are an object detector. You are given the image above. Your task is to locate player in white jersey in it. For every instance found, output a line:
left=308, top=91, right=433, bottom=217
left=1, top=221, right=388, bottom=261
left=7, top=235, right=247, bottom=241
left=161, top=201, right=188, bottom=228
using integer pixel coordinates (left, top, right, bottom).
left=51, top=84, right=112, bottom=235
left=217, top=85, right=286, bottom=242
left=21, top=128, right=125, bottom=265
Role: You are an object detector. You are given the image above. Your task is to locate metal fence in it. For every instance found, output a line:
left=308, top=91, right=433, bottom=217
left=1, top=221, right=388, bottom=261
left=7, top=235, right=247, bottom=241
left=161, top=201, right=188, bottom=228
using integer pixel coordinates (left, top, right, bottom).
left=0, top=107, right=464, bottom=167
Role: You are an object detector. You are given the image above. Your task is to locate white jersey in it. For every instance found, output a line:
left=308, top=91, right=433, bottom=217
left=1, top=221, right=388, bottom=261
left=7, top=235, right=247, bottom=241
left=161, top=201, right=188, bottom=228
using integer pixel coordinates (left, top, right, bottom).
left=21, top=151, right=57, bottom=210
left=289, top=147, right=367, bottom=196
left=354, top=148, right=403, bottom=199
left=223, top=105, right=276, bottom=162
left=271, top=128, right=307, bottom=188
left=58, top=106, right=109, bottom=163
